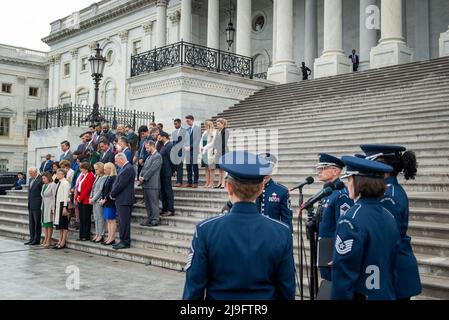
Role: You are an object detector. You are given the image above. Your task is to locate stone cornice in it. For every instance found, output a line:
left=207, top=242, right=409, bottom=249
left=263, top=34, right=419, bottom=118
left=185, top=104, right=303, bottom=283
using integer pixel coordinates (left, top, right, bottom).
left=42, top=0, right=156, bottom=45
left=0, top=56, right=48, bottom=68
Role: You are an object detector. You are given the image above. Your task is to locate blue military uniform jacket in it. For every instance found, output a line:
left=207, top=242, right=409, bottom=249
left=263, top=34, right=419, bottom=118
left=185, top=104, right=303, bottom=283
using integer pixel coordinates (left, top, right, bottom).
left=182, top=202, right=296, bottom=300
left=256, top=179, right=293, bottom=230
left=331, top=198, right=400, bottom=300
left=318, top=179, right=354, bottom=281
left=381, top=176, right=422, bottom=298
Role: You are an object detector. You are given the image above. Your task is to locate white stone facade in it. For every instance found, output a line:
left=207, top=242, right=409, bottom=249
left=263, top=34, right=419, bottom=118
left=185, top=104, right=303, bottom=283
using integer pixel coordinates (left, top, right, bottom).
left=41, top=0, right=449, bottom=128
left=0, top=44, right=48, bottom=173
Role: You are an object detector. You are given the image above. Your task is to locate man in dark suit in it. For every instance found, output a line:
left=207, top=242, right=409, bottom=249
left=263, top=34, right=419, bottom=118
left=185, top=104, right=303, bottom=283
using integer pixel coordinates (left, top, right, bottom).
left=110, top=153, right=136, bottom=249
left=100, top=123, right=116, bottom=144
left=25, top=167, right=43, bottom=245
left=60, top=140, right=73, bottom=164
left=172, top=118, right=187, bottom=187
left=349, top=49, right=359, bottom=72
left=139, top=140, right=162, bottom=226
left=159, top=131, right=176, bottom=217
left=98, top=139, right=115, bottom=164
left=137, top=125, right=151, bottom=179
left=39, top=154, right=53, bottom=174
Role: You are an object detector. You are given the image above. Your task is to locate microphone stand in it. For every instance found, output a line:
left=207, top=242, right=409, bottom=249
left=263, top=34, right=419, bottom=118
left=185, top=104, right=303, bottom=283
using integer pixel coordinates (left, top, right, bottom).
left=305, top=205, right=319, bottom=300
left=297, top=188, right=304, bottom=300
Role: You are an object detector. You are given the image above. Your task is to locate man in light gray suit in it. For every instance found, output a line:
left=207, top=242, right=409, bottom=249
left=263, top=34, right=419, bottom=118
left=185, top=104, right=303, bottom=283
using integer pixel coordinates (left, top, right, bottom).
left=139, top=140, right=163, bottom=227
left=171, top=118, right=188, bottom=187
left=60, top=141, right=73, bottom=164
left=184, top=115, right=201, bottom=188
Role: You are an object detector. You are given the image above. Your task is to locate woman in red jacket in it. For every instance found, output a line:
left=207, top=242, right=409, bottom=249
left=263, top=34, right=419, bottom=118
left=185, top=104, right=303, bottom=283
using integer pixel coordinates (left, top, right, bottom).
left=75, top=162, right=95, bottom=241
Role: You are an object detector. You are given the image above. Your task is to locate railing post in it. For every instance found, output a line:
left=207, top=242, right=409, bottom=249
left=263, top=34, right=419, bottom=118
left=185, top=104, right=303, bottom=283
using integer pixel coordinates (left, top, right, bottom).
left=45, top=107, right=49, bottom=129
left=69, top=104, right=73, bottom=126
left=217, top=49, right=221, bottom=73
left=250, top=57, right=254, bottom=79
left=180, top=40, right=184, bottom=66
left=133, top=110, right=136, bottom=130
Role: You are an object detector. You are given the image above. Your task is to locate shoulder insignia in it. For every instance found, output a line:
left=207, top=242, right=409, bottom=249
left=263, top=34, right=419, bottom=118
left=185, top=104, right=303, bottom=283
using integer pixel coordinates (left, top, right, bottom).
left=184, top=246, right=194, bottom=271
left=340, top=203, right=351, bottom=217
left=335, top=235, right=354, bottom=255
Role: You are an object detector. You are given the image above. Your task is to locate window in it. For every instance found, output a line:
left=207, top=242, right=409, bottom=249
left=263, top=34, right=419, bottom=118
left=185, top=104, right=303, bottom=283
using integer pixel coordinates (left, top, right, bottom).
left=0, top=159, right=8, bottom=172
left=1, top=83, right=12, bottom=94
left=0, top=117, right=10, bottom=136
left=29, top=87, right=39, bottom=97
left=133, top=40, right=142, bottom=55
left=81, top=57, right=88, bottom=72
left=27, top=119, right=36, bottom=138
left=64, top=63, right=71, bottom=76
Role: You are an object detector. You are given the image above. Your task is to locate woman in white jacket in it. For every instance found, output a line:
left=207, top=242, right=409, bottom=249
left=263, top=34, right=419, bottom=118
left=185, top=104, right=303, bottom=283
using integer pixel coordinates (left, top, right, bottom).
left=200, top=121, right=217, bottom=188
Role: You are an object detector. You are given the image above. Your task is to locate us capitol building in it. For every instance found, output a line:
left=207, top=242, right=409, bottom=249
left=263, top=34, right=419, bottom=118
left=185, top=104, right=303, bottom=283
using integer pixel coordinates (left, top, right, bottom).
left=1, top=0, right=449, bottom=172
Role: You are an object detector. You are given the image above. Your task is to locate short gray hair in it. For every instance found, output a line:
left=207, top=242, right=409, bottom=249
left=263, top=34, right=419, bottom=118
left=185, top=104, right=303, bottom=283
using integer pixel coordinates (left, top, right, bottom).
left=115, top=153, right=128, bottom=161
left=28, top=167, right=37, bottom=173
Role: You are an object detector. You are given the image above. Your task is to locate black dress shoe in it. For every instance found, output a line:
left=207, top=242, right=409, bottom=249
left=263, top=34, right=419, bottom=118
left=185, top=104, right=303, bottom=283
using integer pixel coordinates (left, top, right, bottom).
left=29, top=241, right=41, bottom=246
left=140, top=220, right=152, bottom=226
left=113, top=242, right=130, bottom=250
left=161, top=211, right=175, bottom=217
left=24, top=240, right=32, bottom=245
left=102, top=240, right=115, bottom=246
left=148, top=221, right=160, bottom=227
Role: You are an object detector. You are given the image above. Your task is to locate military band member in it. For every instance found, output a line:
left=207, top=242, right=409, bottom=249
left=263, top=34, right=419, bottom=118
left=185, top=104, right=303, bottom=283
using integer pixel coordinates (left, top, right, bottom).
left=316, top=153, right=354, bottom=281
left=257, top=153, right=293, bottom=231
left=360, top=144, right=422, bottom=300
left=331, top=156, right=400, bottom=300
left=182, top=151, right=296, bottom=300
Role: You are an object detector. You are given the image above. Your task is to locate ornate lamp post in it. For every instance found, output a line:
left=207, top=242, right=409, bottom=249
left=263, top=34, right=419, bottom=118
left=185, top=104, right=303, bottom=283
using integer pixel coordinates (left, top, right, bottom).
left=86, top=43, right=107, bottom=124
left=226, top=0, right=235, bottom=50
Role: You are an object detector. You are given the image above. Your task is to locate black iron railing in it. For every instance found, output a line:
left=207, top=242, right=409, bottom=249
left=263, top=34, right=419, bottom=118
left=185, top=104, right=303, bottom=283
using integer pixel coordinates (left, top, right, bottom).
left=131, top=40, right=256, bottom=79
left=254, top=72, right=268, bottom=80
left=35, top=104, right=155, bottom=130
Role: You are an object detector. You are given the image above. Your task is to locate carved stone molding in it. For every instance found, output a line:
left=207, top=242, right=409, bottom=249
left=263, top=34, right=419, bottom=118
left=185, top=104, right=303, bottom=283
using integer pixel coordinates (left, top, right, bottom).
left=70, top=48, right=79, bottom=57
left=142, top=21, right=154, bottom=34
left=169, top=10, right=181, bottom=24
left=118, top=30, right=129, bottom=42
left=156, top=0, right=168, bottom=7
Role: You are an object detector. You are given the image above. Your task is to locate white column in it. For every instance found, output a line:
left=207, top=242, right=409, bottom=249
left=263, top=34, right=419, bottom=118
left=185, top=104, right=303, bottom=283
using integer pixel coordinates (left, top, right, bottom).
left=156, top=0, right=168, bottom=48
left=413, top=0, right=430, bottom=61
left=143, top=21, right=154, bottom=51
left=207, top=0, right=220, bottom=49
left=236, top=0, right=252, bottom=56
left=48, top=58, right=54, bottom=106
left=440, top=25, right=449, bottom=57
left=314, top=0, right=350, bottom=78
left=169, top=11, right=181, bottom=43
left=304, top=0, right=317, bottom=73
left=370, top=0, right=413, bottom=68
left=272, top=0, right=277, bottom=65
left=70, top=49, right=78, bottom=105
left=53, top=55, right=61, bottom=105
left=267, top=0, right=301, bottom=83
left=359, top=0, right=378, bottom=70
left=118, top=30, right=129, bottom=107
left=180, top=0, right=192, bottom=42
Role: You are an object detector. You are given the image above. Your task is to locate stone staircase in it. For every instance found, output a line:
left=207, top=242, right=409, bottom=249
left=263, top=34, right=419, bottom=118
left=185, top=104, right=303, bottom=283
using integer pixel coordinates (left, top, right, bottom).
left=1, top=56, right=449, bottom=299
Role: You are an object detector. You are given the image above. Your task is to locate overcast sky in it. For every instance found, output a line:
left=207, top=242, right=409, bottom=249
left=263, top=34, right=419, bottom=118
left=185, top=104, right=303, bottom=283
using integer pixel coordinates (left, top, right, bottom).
left=0, top=0, right=97, bottom=52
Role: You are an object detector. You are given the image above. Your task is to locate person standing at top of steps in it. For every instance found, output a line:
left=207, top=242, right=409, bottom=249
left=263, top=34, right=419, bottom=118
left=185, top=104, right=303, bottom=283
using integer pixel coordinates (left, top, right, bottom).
left=256, top=153, right=293, bottom=231
left=360, top=144, right=422, bottom=300
left=301, top=62, right=312, bottom=80
left=349, top=49, right=359, bottom=72
left=315, top=153, right=354, bottom=282
left=183, top=151, right=296, bottom=300
left=183, top=115, right=201, bottom=188
left=331, top=156, right=400, bottom=300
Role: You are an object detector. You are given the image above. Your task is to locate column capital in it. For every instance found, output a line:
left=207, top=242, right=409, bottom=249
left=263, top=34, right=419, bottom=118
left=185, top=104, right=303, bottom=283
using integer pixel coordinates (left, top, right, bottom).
left=88, top=41, right=98, bottom=50
left=118, top=30, right=129, bottom=42
left=169, top=10, right=181, bottom=25
left=53, top=54, right=61, bottom=64
left=70, top=48, right=79, bottom=58
left=142, top=21, right=154, bottom=34
left=156, top=0, right=168, bottom=7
